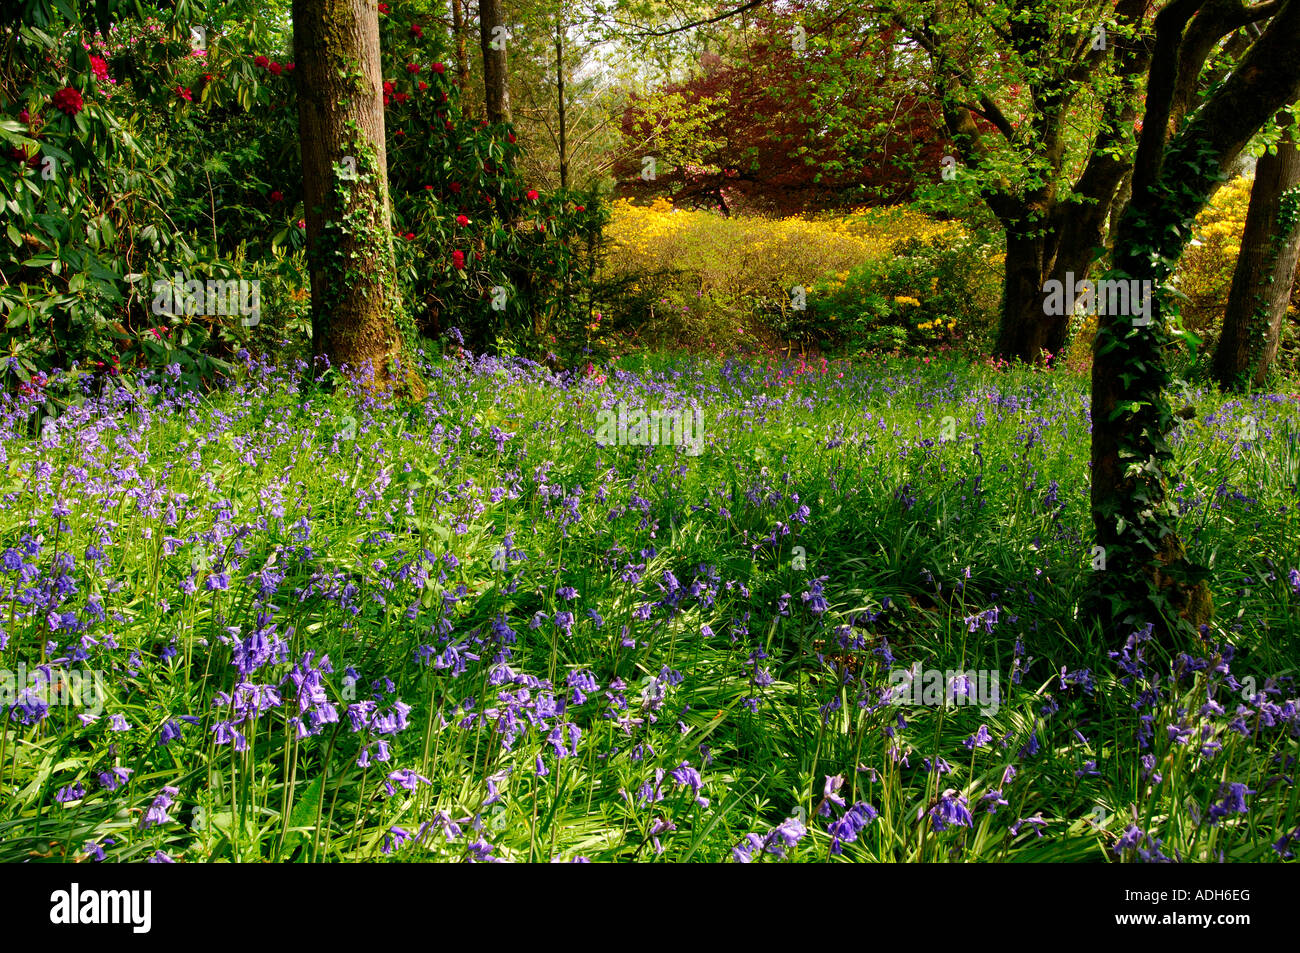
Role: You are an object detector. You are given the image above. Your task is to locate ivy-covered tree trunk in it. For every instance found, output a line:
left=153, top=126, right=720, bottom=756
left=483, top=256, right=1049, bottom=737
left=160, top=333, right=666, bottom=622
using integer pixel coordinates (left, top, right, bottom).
left=294, top=0, right=402, bottom=377
left=1091, top=0, right=1300, bottom=639
left=1212, top=115, right=1300, bottom=390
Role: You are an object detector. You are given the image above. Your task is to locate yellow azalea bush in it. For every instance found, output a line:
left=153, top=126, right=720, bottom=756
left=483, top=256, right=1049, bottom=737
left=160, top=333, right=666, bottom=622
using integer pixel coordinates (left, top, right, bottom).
left=603, top=198, right=956, bottom=301
left=1174, top=174, right=1253, bottom=338
left=598, top=197, right=1000, bottom=353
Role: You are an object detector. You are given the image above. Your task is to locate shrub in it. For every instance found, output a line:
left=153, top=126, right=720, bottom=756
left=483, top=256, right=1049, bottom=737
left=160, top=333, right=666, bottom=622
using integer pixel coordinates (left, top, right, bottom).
left=806, top=231, right=1002, bottom=356
left=0, top=8, right=607, bottom=385
left=598, top=198, right=995, bottom=353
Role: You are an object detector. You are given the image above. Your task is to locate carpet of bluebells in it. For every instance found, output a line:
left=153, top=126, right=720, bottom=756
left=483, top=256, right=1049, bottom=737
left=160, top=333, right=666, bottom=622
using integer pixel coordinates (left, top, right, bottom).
left=2, top=346, right=1299, bottom=862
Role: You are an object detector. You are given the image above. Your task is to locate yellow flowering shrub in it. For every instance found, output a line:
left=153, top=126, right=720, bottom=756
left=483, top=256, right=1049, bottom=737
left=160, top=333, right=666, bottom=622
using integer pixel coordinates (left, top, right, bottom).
left=1175, top=175, right=1253, bottom=336
left=599, top=197, right=999, bottom=352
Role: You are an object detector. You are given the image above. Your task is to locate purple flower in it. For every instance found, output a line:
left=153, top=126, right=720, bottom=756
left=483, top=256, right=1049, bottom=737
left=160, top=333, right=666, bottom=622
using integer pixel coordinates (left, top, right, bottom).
left=1018, top=730, right=1040, bottom=759
left=1011, top=815, right=1047, bottom=838
left=767, top=815, right=808, bottom=857
left=828, top=802, right=878, bottom=854
left=384, top=768, right=432, bottom=795
left=383, top=826, right=412, bottom=854
left=1272, top=826, right=1300, bottom=859
left=819, top=774, right=846, bottom=815
left=670, top=761, right=708, bottom=807
left=140, top=785, right=179, bottom=830
left=97, top=766, right=132, bottom=791
left=980, top=789, right=1008, bottom=814
left=1114, top=825, right=1145, bottom=853
left=962, top=606, right=999, bottom=633
left=732, top=832, right=764, bottom=863
left=801, top=576, right=830, bottom=615
left=963, top=725, right=992, bottom=749
left=923, top=789, right=972, bottom=832
left=1207, top=782, right=1255, bottom=825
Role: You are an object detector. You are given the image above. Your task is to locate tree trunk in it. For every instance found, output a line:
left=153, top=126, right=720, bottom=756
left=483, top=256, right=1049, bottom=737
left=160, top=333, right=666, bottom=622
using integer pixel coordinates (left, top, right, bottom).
left=1108, top=170, right=1133, bottom=251
left=452, top=0, right=471, bottom=92
left=1091, top=0, right=1300, bottom=640
left=996, top=232, right=1058, bottom=363
left=556, top=14, right=568, bottom=191
left=294, top=0, right=402, bottom=377
left=1213, top=115, right=1300, bottom=390
left=479, top=0, right=510, bottom=124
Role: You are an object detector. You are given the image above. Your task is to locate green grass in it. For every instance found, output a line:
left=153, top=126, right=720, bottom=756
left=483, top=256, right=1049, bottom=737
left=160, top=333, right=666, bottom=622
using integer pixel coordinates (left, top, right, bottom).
left=0, top=350, right=1297, bottom=862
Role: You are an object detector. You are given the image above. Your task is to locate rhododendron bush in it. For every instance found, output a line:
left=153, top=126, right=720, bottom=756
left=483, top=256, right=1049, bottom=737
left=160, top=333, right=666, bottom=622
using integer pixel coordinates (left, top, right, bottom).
left=0, top=4, right=605, bottom=393
left=1, top=12, right=312, bottom=391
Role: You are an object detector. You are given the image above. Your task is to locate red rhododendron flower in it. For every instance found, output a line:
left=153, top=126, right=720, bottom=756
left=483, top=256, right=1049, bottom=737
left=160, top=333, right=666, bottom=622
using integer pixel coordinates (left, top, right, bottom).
left=432, top=62, right=446, bottom=74
left=455, top=214, right=469, bottom=226
left=452, top=250, right=465, bottom=269
left=297, top=219, right=305, bottom=229
left=576, top=205, right=585, bottom=212
left=18, top=108, right=29, bottom=123
left=507, top=132, right=516, bottom=143
left=424, top=185, right=434, bottom=190
left=406, top=62, right=420, bottom=73
left=254, top=55, right=269, bottom=68
left=394, top=92, right=410, bottom=104
left=269, top=62, right=283, bottom=76
left=526, top=189, right=539, bottom=201
left=404, top=231, right=415, bottom=241
left=271, top=190, right=284, bottom=202
left=418, top=81, right=428, bottom=91
left=410, top=23, right=423, bottom=37
left=449, top=182, right=461, bottom=193
left=445, top=119, right=454, bottom=130
left=51, top=86, right=84, bottom=116
left=176, top=86, right=192, bottom=101
left=286, top=63, right=295, bottom=71
left=90, top=55, right=109, bottom=82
